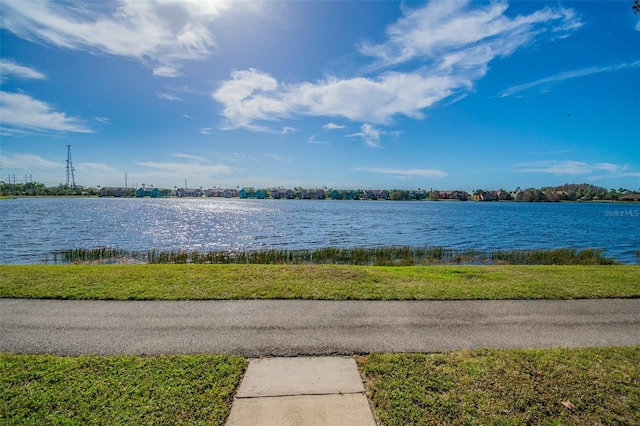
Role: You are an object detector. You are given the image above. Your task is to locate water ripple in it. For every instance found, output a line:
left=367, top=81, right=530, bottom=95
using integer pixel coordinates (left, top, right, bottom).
left=0, top=198, right=638, bottom=264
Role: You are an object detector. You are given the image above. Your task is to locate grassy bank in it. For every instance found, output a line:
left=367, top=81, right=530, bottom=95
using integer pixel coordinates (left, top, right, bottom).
left=1, top=264, right=639, bottom=300
left=0, top=353, right=246, bottom=425
left=358, top=346, right=640, bottom=425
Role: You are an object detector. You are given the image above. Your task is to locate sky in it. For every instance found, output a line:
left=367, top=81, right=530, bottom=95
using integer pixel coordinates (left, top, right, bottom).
left=1, top=0, right=639, bottom=192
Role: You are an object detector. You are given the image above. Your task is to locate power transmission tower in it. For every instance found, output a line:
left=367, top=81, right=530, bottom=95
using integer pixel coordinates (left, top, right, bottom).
left=66, top=145, right=76, bottom=188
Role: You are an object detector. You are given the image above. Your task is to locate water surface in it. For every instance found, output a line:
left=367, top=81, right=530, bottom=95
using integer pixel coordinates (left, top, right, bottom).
left=1, top=198, right=638, bottom=264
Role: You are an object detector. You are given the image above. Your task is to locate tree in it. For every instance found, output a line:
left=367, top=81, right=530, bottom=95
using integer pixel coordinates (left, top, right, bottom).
left=390, top=190, right=409, bottom=201
left=634, top=0, right=640, bottom=14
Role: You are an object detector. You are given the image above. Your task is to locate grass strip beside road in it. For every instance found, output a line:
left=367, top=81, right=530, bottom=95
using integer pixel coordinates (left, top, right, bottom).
left=358, top=346, right=640, bottom=425
left=3, top=348, right=638, bottom=425
left=0, top=353, right=246, bottom=425
left=1, top=264, right=639, bottom=300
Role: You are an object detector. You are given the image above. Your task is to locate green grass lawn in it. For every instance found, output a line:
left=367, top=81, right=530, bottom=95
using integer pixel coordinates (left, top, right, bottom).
left=358, top=346, right=640, bottom=425
left=1, top=264, right=639, bottom=300
left=3, top=348, right=638, bottom=425
left=0, top=353, right=246, bottom=425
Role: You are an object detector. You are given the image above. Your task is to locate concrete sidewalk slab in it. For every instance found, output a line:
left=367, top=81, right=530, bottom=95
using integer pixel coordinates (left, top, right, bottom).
left=225, top=394, right=375, bottom=426
left=225, top=357, right=376, bottom=426
left=236, top=356, right=365, bottom=397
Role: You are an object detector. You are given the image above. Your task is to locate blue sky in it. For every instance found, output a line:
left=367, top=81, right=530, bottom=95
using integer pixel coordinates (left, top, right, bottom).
left=1, top=0, right=639, bottom=192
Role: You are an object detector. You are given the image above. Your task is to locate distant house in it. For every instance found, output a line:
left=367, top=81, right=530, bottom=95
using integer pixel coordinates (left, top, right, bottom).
left=136, top=187, right=160, bottom=198
left=472, top=191, right=498, bottom=201
left=99, top=187, right=127, bottom=197
left=439, top=190, right=468, bottom=201
left=409, top=190, right=427, bottom=200
left=299, top=189, right=327, bottom=200
left=205, top=188, right=237, bottom=198
left=239, top=188, right=256, bottom=199
left=620, top=194, right=640, bottom=201
left=438, top=190, right=453, bottom=199
left=496, top=190, right=513, bottom=201
left=272, top=188, right=295, bottom=199
left=329, top=189, right=360, bottom=200
left=255, top=189, right=266, bottom=199
left=368, top=190, right=389, bottom=200
left=175, top=188, right=203, bottom=197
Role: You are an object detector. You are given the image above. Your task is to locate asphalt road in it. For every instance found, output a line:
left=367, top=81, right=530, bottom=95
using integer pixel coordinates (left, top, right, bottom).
left=2, top=298, right=639, bottom=357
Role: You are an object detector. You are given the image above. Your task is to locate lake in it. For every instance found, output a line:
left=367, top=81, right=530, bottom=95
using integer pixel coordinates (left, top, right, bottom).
left=1, top=198, right=639, bottom=264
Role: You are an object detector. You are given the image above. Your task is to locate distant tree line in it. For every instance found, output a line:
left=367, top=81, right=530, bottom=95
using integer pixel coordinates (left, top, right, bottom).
left=467, top=184, right=639, bottom=202
left=0, top=182, right=99, bottom=196
left=2, top=181, right=638, bottom=201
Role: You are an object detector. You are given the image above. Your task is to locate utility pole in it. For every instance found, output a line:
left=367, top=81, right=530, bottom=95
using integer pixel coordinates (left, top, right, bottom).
left=8, top=174, right=16, bottom=195
left=66, top=145, right=76, bottom=188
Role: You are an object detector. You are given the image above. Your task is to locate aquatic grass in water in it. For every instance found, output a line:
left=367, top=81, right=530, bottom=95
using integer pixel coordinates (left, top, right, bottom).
left=489, top=248, right=617, bottom=265
left=51, top=246, right=618, bottom=265
left=50, top=248, right=145, bottom=264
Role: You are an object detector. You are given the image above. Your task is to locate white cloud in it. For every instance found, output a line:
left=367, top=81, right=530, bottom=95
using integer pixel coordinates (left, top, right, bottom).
left=213, top=68, right=463, bottom=129
left=360, top=1, right=580, bottom=68
left=76, top=162, right=118, bottom=173
left=348, top=123, right=384, bottom=148
left=135, top=160, right=233, bottom=177
left=158, top=92, right=182, bottom=101
left=323, top=123, right=346, bottom=131
left=212, top=68, right=285, bottom=129
left=0, top=91, right=93, bottom=133
left=93, top=116, right=110, bottom=124
left=281, top=126, right=296, bottom=136
left=212, top=1, right=581, bottom=130
left=499, top=61, right=640, bottom=97
left=307, top=135, right=328, bottom=145
left=153, top=66, right=182, bottom=78
left=514, top=160, right=628, bottom=175
left=358, top=167, right=447, bottom=179
left=0, top=0, right=234, bottom=77
left=0, top=59, right=46, bottom=82
left=200, top=127, right=213, bottom=135
left=2, top=153, right=61, bottom=169
left=173, top=153, right=203, bottom=161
